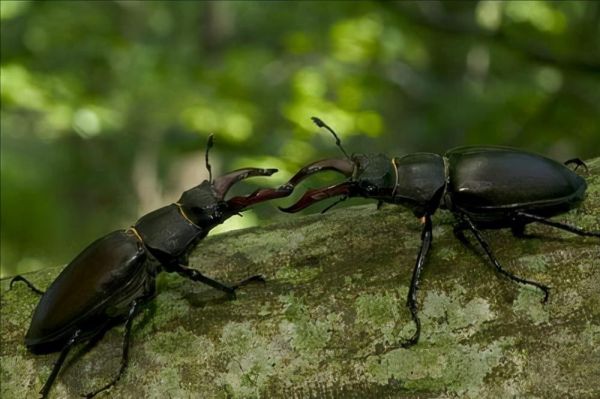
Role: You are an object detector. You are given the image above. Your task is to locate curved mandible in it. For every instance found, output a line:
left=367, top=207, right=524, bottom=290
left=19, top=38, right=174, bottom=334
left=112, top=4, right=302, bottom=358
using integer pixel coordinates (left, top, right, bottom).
left=279, top=181, right=355, bottom=213
left=282, top=158, right=355, bottom=190
left=212, top=168, right=278, bottom=200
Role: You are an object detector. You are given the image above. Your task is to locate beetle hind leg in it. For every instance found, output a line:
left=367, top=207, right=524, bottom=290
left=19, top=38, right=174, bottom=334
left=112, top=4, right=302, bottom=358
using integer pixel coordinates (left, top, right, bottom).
left=515, top=211, right=600, bottom=238
left=9, top=275, right=44, bottom=295
left=460, top=214, right=550, bottom=303
left=84, top=299, right=143, bottom=398
left=564, top=158, right=588, bottom=172
left=40, top=330, right=82, bottom=398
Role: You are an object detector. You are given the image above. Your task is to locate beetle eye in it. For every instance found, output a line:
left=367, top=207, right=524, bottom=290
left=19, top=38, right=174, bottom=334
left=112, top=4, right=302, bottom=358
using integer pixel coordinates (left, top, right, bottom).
left=362, top=183, right=377, bottom=194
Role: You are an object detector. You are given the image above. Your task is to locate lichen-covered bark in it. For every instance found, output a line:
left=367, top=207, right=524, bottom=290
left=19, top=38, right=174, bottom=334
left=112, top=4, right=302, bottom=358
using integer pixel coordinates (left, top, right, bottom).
left=2, top=158, right=599, bottom=399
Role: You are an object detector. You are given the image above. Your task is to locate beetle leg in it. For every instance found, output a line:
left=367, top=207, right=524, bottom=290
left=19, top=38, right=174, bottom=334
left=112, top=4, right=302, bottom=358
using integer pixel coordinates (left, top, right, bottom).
left=399, top=214, right=433, bottom=349
left=452, top=222, right=471, bottom=245
left=174, top=264, right=237, bottom=299
left=320, top=194, right=348, bottom=214
left=173, top=264, right=262, bottom=300
left=84, top=299, right=143, bottom=398
left=231, top=274, right=266, bottom=290
left=515, top=211, right=600, bottom=238
left=564, top=158, right=588, bottom=172
left=9, top=275, right=44, bottom=295
left=40, top=329, right=82, bottom=398
left=460, top=214, right=550, bottom=303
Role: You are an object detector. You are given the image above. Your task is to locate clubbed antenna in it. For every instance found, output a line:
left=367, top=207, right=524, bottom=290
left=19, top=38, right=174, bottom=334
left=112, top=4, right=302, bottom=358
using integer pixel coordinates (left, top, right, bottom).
left=311, top=116, right=350, bottom=160
left=205, top=134, right=214, bottom=183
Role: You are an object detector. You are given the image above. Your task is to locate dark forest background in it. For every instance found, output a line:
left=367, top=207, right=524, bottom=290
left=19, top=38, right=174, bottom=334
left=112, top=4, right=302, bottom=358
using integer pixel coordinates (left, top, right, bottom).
left=2, top=1, right=599, bottom=276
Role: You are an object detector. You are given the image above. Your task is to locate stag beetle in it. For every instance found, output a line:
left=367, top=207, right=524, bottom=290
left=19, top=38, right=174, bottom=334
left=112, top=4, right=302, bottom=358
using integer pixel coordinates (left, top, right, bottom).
left=10, top=136, right=290, bottom=398
left=279, top=117, right=599, bottom=352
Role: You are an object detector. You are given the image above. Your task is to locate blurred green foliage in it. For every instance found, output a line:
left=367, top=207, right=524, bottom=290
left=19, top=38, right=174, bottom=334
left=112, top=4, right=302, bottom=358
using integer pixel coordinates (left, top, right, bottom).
left=1, top=1, right=599, bottom=277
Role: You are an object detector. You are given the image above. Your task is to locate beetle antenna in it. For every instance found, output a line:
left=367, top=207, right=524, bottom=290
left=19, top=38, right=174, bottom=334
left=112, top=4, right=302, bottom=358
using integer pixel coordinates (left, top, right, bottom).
left=311, top=116, right=350, bottom=160
left=205, top=134, right=214, bottom=184
left=320, top=195, right=348, bottom=214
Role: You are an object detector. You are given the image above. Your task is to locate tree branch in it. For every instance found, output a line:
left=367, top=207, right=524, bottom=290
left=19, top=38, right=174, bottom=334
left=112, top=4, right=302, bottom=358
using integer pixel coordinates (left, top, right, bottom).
left=2, top=158, right=599, bottom=398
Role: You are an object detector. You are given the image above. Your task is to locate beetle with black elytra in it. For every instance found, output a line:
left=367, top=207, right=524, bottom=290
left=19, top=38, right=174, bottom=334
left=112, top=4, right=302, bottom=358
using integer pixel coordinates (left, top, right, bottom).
left=279, top=117, right=600, bottom=352
left=10, top=135, right=291, bottom=398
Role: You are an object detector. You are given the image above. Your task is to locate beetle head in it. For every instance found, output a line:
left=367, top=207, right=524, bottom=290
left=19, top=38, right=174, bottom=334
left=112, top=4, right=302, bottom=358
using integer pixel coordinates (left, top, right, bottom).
left=278, top=117, right=398, bottom=213
left=278, top=152, right=398, bottom=213
left=178, top=136, right=291, bottom=227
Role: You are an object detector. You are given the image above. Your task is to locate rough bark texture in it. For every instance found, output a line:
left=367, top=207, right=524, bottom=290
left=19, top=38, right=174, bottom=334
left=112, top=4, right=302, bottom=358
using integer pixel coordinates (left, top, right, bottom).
left=2, top=158, right=599, bottom=399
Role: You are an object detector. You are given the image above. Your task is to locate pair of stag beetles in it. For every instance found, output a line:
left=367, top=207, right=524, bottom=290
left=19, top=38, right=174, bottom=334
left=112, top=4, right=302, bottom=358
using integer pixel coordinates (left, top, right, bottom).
left=11, top=119, right=599, bottom=397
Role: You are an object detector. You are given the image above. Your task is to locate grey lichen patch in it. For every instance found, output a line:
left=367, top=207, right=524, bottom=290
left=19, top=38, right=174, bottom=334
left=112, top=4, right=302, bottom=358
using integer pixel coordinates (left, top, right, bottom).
left=144, top=288, right=191, bottom=330
left=279, top=294, right=339, bottom=353
left=144, top=366, right=192, bottom=399
left=363, top=340, right=507, bottom=397
left=0, top=356, right=39, bottom=398
left=512, top=287, right=549, bottom=325
left=275, top=265, right=322, bottom=284
left=420, top=287, right=496, bottom=344
left=355, top=290, right=403, bottom=348
left=516, top=254, right=548, bottom=272
left=551, top=288, right=585, bottom=319
left=217, top=321, right=282, bottom=398
left=581, top=322, right=600, bottom=347
left=437, top=246, right=458, bottom=262
left=144, top=326, right=214, bottom=366
left=0, top=288, right=38, bottom=345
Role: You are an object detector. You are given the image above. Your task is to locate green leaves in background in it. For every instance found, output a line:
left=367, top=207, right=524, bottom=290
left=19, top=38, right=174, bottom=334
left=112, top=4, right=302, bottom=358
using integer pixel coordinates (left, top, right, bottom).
left=2, top=1, right=599, bottom=276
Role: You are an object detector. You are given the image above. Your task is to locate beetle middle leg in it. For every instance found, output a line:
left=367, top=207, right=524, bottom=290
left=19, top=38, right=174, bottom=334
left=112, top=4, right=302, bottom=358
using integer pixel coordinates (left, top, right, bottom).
left=84, top=298, right=145, bottom=398
left=459, top=214, right=550, bottom=303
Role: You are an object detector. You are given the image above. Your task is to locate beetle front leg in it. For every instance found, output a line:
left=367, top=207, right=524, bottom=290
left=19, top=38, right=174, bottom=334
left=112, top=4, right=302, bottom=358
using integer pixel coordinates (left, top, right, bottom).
left=372, top=214, right=433, bottom=355
left=460, top=214, right=550, bottom=303
left=399, top=214, right=433, bottom=349
left=174, top=265, right=262, bottom=300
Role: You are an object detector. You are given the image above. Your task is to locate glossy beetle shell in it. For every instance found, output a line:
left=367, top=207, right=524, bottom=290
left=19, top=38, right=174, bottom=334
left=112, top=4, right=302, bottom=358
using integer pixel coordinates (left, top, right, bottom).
left=444, top=146, right=587, bottom=223
left=25, top=230, right=150, bottom=353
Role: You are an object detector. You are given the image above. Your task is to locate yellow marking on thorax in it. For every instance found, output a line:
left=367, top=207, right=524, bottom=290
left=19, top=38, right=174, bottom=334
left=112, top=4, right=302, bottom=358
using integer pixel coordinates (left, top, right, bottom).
left=391, top=158, right=399, bottom=198
left=127, top=226, right=144, bottom=243
left=174, top=202, right=201, bottom=229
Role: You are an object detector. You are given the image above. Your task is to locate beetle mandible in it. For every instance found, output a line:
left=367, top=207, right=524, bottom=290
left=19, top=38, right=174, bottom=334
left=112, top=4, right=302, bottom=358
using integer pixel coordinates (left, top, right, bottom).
left=11, top=135, right=291, bottom=398
left=279, top=117, right=599, bottom=352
